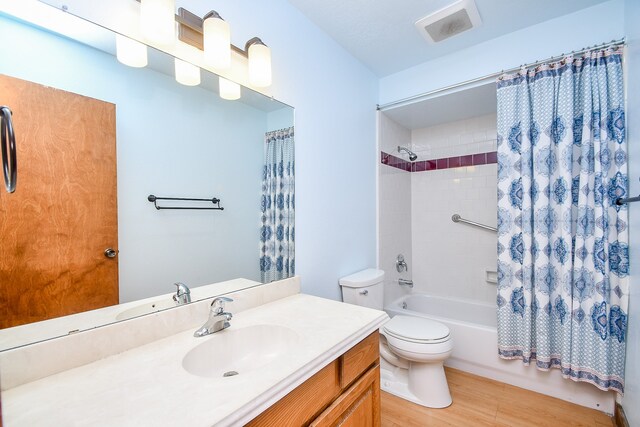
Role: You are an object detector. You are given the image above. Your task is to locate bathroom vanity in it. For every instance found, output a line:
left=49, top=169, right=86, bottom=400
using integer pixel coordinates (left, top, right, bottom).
left=0, top=278, right=388, bottom=426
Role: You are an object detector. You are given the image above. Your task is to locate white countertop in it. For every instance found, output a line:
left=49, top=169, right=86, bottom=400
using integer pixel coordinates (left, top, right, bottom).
left=2, top=294, right=388, bottom=426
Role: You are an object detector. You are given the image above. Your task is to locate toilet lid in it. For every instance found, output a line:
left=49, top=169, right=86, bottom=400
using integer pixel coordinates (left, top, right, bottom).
left=383, top=315, right=450, bottom=343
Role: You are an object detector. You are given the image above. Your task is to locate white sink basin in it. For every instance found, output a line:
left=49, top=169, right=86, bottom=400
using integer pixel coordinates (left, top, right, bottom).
left=116, top=299, right=177, bottom=321
left=182, top=325, right=299, bottom=378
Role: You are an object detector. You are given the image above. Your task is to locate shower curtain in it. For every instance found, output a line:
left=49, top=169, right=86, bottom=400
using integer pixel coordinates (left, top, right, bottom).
left=260, top=127, right=295, bottom=283
left=496, top=46, right=628, bottom=393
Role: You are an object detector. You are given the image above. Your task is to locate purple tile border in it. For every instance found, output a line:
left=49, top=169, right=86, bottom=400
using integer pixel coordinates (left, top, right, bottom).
left=381, top=150, right=498, bottom=172
left=381, top=152, right=411, bottom=171
left=473, top=153, right=487, bottom=165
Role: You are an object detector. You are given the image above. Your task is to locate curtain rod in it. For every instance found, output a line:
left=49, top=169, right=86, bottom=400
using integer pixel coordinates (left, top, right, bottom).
left=377, top=38, right=626, bottom=112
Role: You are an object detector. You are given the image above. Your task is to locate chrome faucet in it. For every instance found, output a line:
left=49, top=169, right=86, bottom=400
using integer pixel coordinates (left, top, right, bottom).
left=398, top=278, right=414, bottom=288
left=173, top=282, right=191, bottom=305
left=194, top=297, right=233, bottom=337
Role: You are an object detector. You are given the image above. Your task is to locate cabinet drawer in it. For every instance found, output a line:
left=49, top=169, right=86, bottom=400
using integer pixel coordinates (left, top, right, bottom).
left=246, top=360, right=341, bottom=427
left=340, top=332, right=379, bottom=389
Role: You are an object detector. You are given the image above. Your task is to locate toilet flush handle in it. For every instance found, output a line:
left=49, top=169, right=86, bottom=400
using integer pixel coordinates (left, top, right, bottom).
left=359, top=290, right=368, bottom=296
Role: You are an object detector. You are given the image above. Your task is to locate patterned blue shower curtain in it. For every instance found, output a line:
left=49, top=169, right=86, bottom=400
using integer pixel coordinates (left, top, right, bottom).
left=260, top=127, right=295, bottom=283
left=496, top=46, right=628, bottom=393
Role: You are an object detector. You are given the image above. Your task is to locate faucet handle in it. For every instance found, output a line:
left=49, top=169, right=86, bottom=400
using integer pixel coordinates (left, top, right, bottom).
left=211, top=296, right=233, bottom=314
left=396, top=254, right=408, bottom=273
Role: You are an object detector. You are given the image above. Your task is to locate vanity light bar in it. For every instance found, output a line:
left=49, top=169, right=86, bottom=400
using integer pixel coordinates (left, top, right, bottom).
left=131, top=0, right=272, bottom=93
left=134, top=2, right=272, bottom=80
left=175, top=8, right=272, bottom=87
left=175, top=8, right=255, bottom=58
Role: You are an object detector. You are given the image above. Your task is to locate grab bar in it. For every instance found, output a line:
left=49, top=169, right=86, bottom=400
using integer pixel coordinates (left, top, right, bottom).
left=1, top=106, right=17, bottom=193
left=451, top=214, right=497, bottom=232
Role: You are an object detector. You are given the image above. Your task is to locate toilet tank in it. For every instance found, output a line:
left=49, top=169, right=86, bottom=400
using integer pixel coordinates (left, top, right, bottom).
left=339, top=269, right=385, bottom=310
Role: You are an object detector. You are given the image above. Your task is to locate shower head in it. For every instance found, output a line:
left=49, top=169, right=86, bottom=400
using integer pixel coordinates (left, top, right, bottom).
left=397, top=146, right=418, bottom=161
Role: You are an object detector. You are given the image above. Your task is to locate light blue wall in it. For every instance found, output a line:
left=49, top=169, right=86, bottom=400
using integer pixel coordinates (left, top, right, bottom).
left=623, top=0, right=640, bottom=423
left=379, top=0, right=625, bottom=105
left=178, top=0, right=379, bottom=300
left=0, top=15, right=273, bottom=302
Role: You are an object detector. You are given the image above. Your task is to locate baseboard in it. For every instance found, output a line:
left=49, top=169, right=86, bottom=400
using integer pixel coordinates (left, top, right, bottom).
left=615, top=403, right=630, bottom=427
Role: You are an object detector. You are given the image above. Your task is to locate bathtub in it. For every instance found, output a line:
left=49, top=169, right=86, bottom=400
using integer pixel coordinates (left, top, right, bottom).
left=385, top=293, right=615, bottom=414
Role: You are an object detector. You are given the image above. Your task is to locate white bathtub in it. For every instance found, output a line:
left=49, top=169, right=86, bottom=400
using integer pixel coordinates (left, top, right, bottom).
left=385, top=293, right=616, bottom=414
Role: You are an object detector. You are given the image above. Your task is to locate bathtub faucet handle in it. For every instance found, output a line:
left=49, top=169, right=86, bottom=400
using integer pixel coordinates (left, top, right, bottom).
left=396, top=254, right=408, bottom=272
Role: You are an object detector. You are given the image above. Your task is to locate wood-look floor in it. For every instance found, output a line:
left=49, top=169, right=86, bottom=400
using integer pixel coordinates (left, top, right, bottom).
left=381, top=368, right=614, bottom=427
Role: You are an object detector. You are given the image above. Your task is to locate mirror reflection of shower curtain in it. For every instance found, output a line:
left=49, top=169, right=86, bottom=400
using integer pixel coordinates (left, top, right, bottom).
left=260, top=127, right=295, bottom=283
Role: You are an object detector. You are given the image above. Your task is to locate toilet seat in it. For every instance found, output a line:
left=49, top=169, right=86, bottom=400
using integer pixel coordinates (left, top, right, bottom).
left=383, top=315, right=450, bottom=344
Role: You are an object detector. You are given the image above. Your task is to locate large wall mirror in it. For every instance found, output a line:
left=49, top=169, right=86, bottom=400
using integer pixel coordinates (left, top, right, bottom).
left=0, top=1, right=294, bottom=350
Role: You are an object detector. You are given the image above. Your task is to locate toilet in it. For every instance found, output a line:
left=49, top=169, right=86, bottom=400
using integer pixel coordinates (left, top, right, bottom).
left=339, top=269, right=453, bottom=408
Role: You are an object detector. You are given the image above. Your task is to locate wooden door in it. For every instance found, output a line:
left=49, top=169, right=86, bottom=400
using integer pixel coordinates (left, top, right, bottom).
left=0, top=74, right=118, bottom=328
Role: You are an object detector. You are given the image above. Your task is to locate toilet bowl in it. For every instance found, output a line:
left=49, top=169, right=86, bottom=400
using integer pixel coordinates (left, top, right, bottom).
left=380, top=315, right=453, bottom=408
left=339, top=269, right=453, bottom=409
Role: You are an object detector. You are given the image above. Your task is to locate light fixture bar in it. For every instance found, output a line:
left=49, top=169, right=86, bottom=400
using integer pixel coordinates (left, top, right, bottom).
left=131, top=1, right=271, bottom=91
left=132, top=1, right=262, bottom=57
left=175, top=7, right=257, bottom=58
left=176, top=7, right=205, bottom=50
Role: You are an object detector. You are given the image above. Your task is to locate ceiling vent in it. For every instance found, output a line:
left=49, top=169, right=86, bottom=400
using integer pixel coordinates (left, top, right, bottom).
left=415, top=0, right=482, bottom=43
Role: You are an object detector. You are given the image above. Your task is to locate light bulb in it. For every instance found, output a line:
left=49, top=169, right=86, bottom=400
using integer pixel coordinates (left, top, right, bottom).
left=203, top=15, right=231, bottom=70
left=115, top=34, right=147, bottom=68
left=140, top=0, right=175, bottom=47
left=248, top=41, right=272, bottom=87
left=219, top=77, right=241, bottom=100
left=174, top=58, right=200, bottom=86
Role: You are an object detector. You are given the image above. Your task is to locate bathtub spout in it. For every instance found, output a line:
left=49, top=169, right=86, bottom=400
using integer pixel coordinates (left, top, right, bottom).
left=398, top=278, right=414, bottom=288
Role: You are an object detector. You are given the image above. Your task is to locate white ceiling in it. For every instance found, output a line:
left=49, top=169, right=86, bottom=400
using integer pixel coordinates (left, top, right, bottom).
left=287, top=0, right=610, bottom=77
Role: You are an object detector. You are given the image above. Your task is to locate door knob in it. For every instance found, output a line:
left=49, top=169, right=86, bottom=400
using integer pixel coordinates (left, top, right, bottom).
left=104, top=248, right=117, bottom=258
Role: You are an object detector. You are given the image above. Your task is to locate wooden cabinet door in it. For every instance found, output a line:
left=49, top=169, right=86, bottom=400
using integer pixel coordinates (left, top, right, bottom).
left=246, top=361, right=341, bottom=427
left=0, top=74, right=118, bottom=328
left=311, top=364, right=381, bottom=427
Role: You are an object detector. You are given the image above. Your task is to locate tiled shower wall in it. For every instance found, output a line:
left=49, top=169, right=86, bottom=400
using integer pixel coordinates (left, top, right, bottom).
left=411, top=114, right=498, bottom=305
left=379, top=112, right=498, bottom=306
left=378, top=114, right=413, bottom=305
